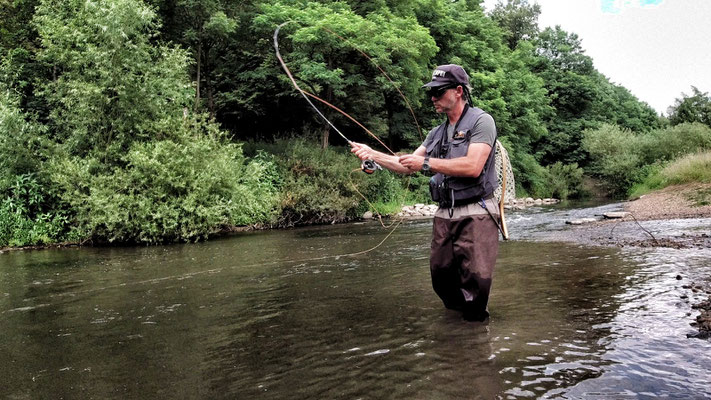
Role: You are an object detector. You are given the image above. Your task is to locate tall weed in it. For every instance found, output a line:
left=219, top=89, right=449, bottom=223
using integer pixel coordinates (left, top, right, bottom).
left=661, top=151, right=711, bottom=184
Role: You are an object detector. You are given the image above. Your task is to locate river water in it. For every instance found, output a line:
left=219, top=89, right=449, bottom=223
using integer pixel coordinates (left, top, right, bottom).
left=1, top=203, right=710, bottom=399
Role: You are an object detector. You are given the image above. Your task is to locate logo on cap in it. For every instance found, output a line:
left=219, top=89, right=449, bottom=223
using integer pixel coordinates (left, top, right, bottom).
left=432, top=69, right=447, bottom=78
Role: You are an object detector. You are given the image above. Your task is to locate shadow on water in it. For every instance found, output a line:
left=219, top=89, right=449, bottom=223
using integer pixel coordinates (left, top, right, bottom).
left=1, top=212, right=710, bottom=399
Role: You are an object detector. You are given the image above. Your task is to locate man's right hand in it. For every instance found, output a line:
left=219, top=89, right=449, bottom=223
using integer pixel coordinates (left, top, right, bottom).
left=350, top=142, right=373, bottom=161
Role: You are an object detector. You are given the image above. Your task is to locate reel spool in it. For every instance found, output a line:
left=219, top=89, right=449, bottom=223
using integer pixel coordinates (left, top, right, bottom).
left=361, top=159, right=381, bottom=174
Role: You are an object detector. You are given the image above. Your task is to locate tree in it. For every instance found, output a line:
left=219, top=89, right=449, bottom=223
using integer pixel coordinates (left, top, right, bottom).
left=248, top=1, right=436, bottom=149
left=489, top=0, right=541, bottom=50
left=667, top=86, right=711, bottom=128
left=148, top=0, right=238, bottom=116
left=533, top=26, right=661, bottom=166
left=34, top=0, right=193, bottom=164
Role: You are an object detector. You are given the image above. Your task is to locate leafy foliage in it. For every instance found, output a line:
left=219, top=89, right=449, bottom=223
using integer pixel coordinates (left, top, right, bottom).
left=489, top=0, right=541, bottom=50
left=34, top=0, right=194, bottom=164
left=546, top=162, right=584, bottom=200
left=0, top=88, right=49, bottom=190
left=0, top=174, right=68, bottom=247
left=584, top=123, right=711, bottom=197
left=48, top=119, right=280, bottom=243
left=1, top=0, right=706, bottom=247
left=667, top=86, right=711, bottom=128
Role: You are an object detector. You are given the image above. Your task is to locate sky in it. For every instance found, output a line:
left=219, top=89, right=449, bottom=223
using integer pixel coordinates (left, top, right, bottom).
left=482, top=0, right=711, bottom=115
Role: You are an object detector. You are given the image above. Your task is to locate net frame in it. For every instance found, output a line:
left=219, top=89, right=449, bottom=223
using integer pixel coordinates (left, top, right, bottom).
left=494, top=140, right=515, bottom=206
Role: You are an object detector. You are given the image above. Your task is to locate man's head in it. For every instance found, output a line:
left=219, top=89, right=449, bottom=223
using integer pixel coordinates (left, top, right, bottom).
left=423, top=64, right=471, bottom=113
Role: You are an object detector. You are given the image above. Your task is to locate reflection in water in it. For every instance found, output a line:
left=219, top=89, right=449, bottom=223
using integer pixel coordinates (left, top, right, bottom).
left=1, top=215, right=710, bottom=399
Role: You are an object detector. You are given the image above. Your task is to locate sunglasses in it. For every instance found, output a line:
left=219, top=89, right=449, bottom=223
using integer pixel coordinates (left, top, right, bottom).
left=427, top=84, right=458, bottom=99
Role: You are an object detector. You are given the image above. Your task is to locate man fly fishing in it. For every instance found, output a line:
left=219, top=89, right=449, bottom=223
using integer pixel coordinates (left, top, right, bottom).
left=351, top=64, right=499, bottom=322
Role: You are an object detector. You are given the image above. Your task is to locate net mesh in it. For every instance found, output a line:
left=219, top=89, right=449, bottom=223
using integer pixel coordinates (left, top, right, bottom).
left=493, top=140, right=515, bottom=205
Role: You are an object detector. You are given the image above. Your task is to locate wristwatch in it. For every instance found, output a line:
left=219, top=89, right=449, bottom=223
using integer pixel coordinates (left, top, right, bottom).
left=422, top=156, right=431, bottom=172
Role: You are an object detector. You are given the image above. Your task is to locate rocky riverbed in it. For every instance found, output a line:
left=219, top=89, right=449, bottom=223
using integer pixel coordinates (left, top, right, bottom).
left=685, top=281, right=711, bottom=339
left=533, top=184, right=711, bottom=341
left=393, top=197, right=560, bottom=218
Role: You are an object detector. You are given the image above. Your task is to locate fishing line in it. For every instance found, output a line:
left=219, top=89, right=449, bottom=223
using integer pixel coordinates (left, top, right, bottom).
left=319, top=26, right=423, bottom=142
left=274, top=21, right=419, bottom=241
left=274, top=21, right=399, bottom=155
left=10, top=229, right=408, bottom=307
left=273, top=21, right=353, bottom=145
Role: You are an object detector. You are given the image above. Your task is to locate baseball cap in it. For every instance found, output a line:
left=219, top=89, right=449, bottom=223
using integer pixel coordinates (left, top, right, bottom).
left=422, top=64, right=470, bottom=88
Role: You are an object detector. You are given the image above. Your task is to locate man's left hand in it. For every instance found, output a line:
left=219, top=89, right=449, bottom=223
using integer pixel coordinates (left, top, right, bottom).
left=398, top=154, right=424, bottom=172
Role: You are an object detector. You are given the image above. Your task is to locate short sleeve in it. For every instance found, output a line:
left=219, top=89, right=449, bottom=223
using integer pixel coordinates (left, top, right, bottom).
left=421, top=127, right=439, bottom=149
left=468, top=113, right=496, bottom=147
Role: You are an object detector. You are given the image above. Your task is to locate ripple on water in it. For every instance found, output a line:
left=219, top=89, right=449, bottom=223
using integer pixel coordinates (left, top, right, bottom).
left=1, top=213, right=711, bottom=399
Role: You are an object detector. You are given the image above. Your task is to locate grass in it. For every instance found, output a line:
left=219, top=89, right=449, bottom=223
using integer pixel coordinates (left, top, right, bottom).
left=662, top=151, right=711, bottom=184
left=629, top=151, right=711, bottom=199
left=686, top=188, right=711, bottom=207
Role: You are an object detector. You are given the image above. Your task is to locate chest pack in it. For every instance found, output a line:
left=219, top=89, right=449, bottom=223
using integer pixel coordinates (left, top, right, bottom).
left=426, top=106, right=498, bottom=208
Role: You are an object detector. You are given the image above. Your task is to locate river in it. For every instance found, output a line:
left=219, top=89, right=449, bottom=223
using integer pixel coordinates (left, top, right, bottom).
left=1, top=203, right=710, bottom=399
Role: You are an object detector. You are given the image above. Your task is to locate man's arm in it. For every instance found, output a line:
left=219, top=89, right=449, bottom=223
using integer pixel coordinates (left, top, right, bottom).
left=398, top=143, right=491, bottom=177
left=350, top=142, right=423, bottom=174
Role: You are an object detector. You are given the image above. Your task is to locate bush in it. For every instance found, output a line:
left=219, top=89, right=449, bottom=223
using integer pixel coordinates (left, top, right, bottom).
left=583, top=123, right=711, bottom=197
left=247, top=140, right=429, bottom=227
left=639, top=123, right=711, bottom=164
left=272, top=141, right=363, bottom=226
left=546, top=162, right=584, bottom=199
left=48, top=122, right=280, bottom=244
left=513, top=151, right=551, bottom=198
left=0, top=174, right=69, bottom=247
left=0, top=88, right=50, bottom=191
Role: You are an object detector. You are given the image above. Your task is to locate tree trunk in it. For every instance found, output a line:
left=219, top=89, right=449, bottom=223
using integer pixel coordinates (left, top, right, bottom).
left=321, top=85, right=333, bottom=150
left=207, top=82, right=215, bottom=119
left=321, top=122, right=330, bottom=149
left=385, top=93, right=396, bottom=149
left=195, top=41, right=201, bottom=111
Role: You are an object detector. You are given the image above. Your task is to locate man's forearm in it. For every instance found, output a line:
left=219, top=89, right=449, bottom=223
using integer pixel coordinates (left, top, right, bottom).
left=370, top=151, right=414, bottom=174
left=428, top=156, right=482, bottom=178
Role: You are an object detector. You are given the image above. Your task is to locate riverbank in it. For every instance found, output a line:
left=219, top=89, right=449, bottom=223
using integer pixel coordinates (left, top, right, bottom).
left=534, top=183, right=711, bottom=249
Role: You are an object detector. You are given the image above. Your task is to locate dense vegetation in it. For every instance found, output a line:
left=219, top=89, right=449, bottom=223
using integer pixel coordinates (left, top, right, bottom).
left=1, top=0, right=710, bottom=247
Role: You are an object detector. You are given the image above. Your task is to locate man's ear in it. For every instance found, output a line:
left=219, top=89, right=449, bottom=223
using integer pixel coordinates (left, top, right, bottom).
left=456, top=85, right=464, bottom=98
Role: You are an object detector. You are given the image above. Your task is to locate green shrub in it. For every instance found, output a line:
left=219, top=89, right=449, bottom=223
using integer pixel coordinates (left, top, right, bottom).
left=584, top=123, right=711, bottom=197
left=513, top=152, right=551, bottom=198
left=48, top=124, right=280, bottom=244
left=273, top=141, right=362, bottom=226
left=0, top=88, right=50, bottom=191
left=546, top=162, right=584, bottom=199
left=0, top=174, right=68, bottom=247
left=639, top=123, right=711, bottom=164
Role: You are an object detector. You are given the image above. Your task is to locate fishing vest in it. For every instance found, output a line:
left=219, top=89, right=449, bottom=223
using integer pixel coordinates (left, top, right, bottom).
left=426, top=105, right=498, bottom=208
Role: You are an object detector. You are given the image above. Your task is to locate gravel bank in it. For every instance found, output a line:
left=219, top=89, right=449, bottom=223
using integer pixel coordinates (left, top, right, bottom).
left=625, top=183, right=711, bottom=220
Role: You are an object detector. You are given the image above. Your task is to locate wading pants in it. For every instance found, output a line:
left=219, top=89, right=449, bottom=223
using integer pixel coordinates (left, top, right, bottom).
left=430, top=214, right=499, bottom=320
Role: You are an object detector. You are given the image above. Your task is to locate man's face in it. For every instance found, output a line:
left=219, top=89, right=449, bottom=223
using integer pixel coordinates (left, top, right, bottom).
left=430, top=85, right=461, bottom=114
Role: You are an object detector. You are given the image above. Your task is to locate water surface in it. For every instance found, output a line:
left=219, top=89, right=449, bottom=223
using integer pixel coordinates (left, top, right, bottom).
left=1, top=206, right=710, bottom=399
